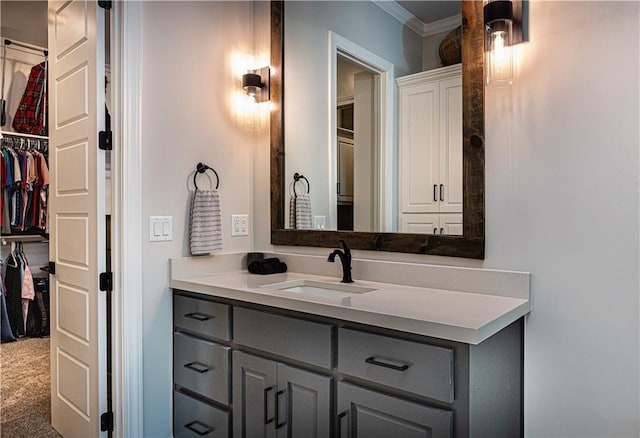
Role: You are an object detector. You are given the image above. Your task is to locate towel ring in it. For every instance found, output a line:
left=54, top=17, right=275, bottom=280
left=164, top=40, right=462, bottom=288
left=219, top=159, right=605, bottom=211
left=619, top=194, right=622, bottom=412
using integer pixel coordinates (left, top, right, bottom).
left=293, top=172, right=310, bottom=195
left=193, top=162, right=219, bottom=190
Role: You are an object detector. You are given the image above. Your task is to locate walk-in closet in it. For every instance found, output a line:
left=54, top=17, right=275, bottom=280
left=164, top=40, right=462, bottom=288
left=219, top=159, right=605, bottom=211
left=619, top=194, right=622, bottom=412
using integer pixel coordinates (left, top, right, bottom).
left=1, top=2, right=112, bottom=437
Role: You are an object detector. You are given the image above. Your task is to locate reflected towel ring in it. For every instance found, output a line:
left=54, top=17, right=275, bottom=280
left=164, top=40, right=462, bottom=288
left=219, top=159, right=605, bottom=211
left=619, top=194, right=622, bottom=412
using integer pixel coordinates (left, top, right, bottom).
left=293, top=172, right=310, bottom=195
left=193, top=162, right=220, bottom=190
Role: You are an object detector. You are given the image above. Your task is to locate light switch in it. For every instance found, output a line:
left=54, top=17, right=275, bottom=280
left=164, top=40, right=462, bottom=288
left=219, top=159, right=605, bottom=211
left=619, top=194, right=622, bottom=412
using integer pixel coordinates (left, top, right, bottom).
left=149, top=216, right=173, bottom=242
left=231, top=214, right=249, bottom=237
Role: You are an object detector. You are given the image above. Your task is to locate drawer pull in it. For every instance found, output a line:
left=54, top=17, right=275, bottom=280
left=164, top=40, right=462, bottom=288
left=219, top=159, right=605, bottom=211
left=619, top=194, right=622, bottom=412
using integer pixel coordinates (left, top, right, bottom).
left=184, top=420, right=214, bottom=436
left=275, top=389, right=287, bottom=429
left=365, top=356, right=410, bottom=372
left=183, top=362, right=212, bottom=374
left=264, top=386, right=275, bottom=424
left=184, top=312, right=213, bottom=322
left=337, top=411, right=348, bottom=438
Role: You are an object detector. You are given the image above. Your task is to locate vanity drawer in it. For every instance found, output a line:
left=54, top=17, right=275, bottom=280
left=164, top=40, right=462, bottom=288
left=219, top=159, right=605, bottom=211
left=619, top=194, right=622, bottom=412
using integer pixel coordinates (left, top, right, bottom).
left=233, top=307, right=332, bottom=369
left=174, top=332, right=230, bottom=405
left=174, top=294, right=230, bottom=341
left=174, top=390, right=229, bottom=438
left=338, top=328, right=454, bottom=403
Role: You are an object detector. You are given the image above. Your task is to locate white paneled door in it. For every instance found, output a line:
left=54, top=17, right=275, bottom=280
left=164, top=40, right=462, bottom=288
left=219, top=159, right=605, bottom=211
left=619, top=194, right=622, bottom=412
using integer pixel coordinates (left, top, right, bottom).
left=48, top=0, right=107, bottom=436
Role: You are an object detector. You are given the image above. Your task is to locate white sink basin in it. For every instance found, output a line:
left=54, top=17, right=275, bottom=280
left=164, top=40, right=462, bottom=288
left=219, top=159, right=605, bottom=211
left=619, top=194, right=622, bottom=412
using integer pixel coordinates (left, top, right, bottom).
left=260, top=279, right=376, bottom=302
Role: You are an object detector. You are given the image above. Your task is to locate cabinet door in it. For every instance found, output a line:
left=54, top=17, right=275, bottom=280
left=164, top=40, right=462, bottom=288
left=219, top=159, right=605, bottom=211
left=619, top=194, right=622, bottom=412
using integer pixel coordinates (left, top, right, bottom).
left=337, top=382, right=452, bottom=438
left=438, top=76, right=463, bottom=214
left=233, top=351, right=277, bottom=438
left=439, top=213, right=463, bottom=236
left=338, top=137, right=354, bottom=202
left=276, top=364, right=332, bottom=438
left=398, top=81, right=440, bottom=214
left=399, top=213, right=439, bottom=234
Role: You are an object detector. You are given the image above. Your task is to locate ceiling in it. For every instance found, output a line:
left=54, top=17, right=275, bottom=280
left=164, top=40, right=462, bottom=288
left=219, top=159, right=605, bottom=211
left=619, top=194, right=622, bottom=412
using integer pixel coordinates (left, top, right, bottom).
left=1, top=1, right=48, bottom=48
left=397, top=1, right=461, bottom=24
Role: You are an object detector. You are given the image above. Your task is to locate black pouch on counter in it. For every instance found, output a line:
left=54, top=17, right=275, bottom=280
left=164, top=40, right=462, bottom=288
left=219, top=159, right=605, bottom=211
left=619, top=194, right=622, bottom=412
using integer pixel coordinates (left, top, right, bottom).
left=248, top=257, right=288, bottom=275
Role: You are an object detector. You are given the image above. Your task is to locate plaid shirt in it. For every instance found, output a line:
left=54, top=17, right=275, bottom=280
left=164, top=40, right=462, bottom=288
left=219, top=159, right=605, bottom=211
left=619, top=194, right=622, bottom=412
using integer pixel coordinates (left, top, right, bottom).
left=12, top=62, right=47, bottom=136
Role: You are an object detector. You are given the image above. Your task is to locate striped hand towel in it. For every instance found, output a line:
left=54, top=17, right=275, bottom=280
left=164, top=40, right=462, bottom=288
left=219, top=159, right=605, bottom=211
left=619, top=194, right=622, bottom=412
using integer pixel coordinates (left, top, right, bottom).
left=289, top=195, right=297, bottom=229
left=294, top=193, right=313, bottom=230
left=189, top=189, right=223, bottom=255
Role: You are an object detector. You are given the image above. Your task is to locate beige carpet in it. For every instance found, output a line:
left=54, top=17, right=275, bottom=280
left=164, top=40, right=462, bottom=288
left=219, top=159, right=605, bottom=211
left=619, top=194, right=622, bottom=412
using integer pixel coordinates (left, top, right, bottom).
left=0, top=337, right=61, bottom=438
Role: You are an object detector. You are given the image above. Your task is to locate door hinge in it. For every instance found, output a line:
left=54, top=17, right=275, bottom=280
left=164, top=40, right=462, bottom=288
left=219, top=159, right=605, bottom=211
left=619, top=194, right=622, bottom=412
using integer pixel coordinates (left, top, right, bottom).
left=98, top=0, right=112, bottom=10
left=100, top=411, right=114, bottom=432
left=99, top=130, right=112, bottom=151
left=99, top=272, right=113, bottom=292
left=47, top=261, right=56, bottom=275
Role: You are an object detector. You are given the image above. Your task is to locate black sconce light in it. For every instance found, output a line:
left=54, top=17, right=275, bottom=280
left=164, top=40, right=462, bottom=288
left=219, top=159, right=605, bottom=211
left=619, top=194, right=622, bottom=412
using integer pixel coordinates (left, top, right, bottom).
left=484, top=0, right=528, bottom=86
left=242, top=66, right=270, bottom=103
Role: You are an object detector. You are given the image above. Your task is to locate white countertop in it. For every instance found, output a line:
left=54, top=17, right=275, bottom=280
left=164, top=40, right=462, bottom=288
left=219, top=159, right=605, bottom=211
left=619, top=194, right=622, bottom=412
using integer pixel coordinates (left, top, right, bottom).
left=170, top=254, right=531, bottom=345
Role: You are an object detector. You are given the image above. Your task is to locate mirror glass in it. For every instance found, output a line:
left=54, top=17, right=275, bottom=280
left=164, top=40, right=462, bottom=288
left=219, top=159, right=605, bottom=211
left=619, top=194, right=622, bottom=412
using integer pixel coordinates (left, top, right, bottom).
left=270, top=0, right=485, bottom=258
left=284, top=1, right=462, bottom=235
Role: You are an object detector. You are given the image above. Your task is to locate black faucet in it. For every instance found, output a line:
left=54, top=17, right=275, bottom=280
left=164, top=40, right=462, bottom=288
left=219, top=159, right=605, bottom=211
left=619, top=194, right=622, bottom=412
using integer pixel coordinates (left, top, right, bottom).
left=328, top=240, right=353, bottom=283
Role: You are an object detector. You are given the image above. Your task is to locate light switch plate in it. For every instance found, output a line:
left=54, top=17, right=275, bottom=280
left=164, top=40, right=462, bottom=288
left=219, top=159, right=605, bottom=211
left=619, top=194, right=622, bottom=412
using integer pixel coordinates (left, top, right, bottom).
left=149, top=216, right=172, bottom=241
left=232, top=214, right=249, bottom=237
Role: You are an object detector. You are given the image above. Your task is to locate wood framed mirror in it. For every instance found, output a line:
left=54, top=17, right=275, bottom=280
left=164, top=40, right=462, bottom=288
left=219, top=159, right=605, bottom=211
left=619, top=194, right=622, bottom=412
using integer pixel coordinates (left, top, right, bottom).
left=270, top=0, right=484, bottom=259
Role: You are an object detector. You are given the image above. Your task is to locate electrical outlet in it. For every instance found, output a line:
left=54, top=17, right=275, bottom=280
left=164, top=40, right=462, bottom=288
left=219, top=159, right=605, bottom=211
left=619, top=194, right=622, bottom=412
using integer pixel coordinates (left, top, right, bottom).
left=149, top=216, right=172, bottom=241
left=232, top=214, right=249, bottom=237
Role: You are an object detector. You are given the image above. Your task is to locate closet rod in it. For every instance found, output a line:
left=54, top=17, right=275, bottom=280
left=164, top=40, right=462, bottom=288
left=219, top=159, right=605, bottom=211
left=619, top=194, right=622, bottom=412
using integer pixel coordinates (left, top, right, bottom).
left=4, top=39, right=48, bottom=57
left=0, top=130, right=48, bottom=140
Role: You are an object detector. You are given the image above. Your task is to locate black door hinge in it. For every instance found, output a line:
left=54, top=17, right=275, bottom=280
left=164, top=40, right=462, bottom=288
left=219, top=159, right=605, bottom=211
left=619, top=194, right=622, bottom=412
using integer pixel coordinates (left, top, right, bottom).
left=100, top=411, right=114, bottom=432
left=47, top=261, right=56, bottom=275
left=98, top=0, right=112, bottom=10
left=99, top=272, right=113, bottom=292
left=99, top=131, right=112, bottom=151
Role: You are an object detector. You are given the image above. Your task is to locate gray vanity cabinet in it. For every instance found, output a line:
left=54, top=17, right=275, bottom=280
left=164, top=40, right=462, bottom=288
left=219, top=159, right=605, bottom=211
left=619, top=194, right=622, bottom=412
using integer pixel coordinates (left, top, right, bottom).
left=337, top=382, right=452, bottom=438
left=232, top=351, right=331, bottom=438
left=173, top=289, right=524, bottom=438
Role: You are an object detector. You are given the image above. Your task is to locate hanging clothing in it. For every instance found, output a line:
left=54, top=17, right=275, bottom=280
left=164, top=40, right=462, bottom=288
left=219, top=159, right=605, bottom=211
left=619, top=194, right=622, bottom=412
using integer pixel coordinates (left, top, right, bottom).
left=1, top=143, right=49, bottom=233
left=12, top=62, right=48, bottom=136
left=4, top=253, right=24, bottom=337
left=0, top=272, right=17, bottom=342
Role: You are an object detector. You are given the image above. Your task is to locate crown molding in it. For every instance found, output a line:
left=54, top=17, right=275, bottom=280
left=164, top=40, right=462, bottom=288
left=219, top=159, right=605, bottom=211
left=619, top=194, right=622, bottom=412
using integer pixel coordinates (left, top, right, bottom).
left=372, top=1, right=460, bottom=38
left=423, top=14, right=462, bottom=37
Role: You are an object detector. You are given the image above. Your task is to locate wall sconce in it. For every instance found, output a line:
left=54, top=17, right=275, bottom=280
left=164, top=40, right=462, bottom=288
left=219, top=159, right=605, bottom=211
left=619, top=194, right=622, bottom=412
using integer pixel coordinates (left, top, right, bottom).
left=242, top=66, right=270, bottom=103
left=484, top=0, right=528, bottom=86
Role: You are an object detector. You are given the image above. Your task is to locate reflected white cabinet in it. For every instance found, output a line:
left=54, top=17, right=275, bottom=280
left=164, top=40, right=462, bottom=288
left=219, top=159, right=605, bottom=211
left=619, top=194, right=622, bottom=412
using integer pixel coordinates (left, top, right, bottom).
left=398, top=64, right=462, bottom=235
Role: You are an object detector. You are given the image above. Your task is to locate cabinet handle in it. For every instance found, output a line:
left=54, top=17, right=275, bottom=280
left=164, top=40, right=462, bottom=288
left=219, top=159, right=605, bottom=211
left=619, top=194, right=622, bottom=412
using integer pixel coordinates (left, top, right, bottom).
left=433, top=184, right=437, bottom=201
left=184, top=420, right=214, bottom=436
left=183, top=362, right=212, bottom=374
left=275, top=389, right=287, bottom=430
left=440, top=184, right=444, bottom=201
left=337, top=411, right=348, bottom=438
left=433, top=228, right=437, bottom=234
left=365, top=356, right=410, bottom=371
left=184, top=312, right=213, bottom=322
left=264, top=386, right=275, bottom=424
left=337, top=182, right=341, bottom=194
left=440, top=228, right=444, bottom=235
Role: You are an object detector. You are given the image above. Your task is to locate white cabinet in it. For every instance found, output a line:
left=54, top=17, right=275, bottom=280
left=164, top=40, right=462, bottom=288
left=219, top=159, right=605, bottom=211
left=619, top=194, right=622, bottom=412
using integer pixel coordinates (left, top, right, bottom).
left=398, top=64, right=462, bottom=235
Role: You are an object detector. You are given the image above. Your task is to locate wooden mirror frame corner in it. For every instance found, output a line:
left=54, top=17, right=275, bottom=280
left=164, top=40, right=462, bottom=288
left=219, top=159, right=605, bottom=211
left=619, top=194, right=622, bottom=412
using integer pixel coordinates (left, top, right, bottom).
left=270, top=0, right=485, bottom=259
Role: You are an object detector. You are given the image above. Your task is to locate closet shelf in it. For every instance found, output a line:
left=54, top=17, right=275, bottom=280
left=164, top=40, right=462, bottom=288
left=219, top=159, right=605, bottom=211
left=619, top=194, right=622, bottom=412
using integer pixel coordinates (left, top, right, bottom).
left=1, top=234, right=49, bottom=245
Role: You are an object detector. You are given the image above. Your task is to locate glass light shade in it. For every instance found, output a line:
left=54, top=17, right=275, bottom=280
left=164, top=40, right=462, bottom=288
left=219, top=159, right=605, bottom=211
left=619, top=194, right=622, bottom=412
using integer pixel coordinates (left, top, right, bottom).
left=485, top=19, right=514, bottom=86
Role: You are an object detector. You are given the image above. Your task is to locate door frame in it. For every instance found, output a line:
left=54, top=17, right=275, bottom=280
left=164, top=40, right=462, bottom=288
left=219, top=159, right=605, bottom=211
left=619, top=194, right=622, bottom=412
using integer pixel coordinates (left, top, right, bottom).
left=110, top=1, right=143, bottom=435
left=328, top=31, right=395, bottom=232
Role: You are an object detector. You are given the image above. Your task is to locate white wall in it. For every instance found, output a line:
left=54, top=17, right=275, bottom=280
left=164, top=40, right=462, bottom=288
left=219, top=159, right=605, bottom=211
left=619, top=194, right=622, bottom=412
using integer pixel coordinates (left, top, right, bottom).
left=139, top=1, right=261, bottom=435
left=257, top=1, right=640, bottom=436
left=486, top=2, right=639, bottom=435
